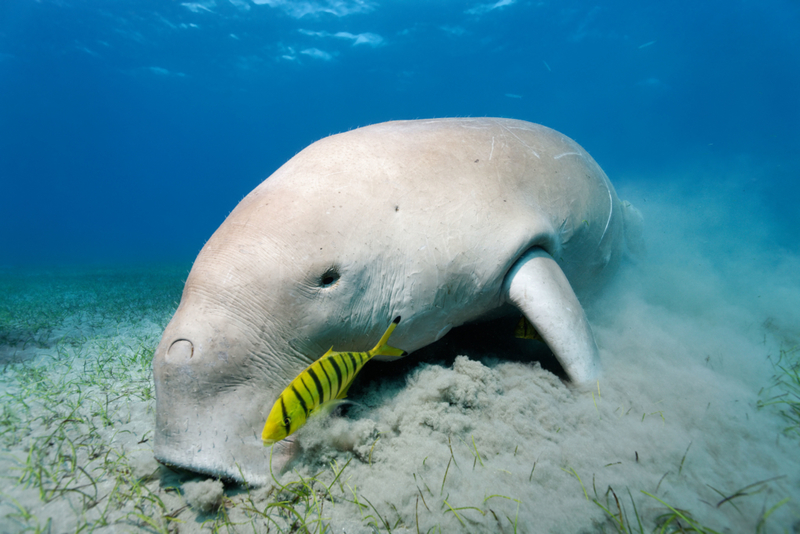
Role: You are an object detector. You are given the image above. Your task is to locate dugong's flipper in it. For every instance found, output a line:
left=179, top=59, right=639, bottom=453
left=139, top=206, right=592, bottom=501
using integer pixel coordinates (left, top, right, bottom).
left=504, top=248, right=600, bottom=384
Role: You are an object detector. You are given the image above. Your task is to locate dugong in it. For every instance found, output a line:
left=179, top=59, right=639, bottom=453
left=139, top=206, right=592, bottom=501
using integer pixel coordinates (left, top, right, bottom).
left=153, top=118, right=643, bottom=484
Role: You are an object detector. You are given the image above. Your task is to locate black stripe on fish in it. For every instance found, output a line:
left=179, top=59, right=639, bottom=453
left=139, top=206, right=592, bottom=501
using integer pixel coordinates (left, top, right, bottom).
left=307, top=366, right=325, bottom=404
left=329, top=358, right=344, bottom=397
left=347, top=352, right=359, bottom=376
left=319, top=360, right=333, bottom=395
left=339, top=353, right=353, bottom=381
left=342, top=352, right=356, bottom=384
left=291, top=384, right=308, bottom=418
left=319, top=361, right=334, bottom=402
left=296, top=374, right=309, bottom=396
left=337, top=352, right=350, bottom=382
left=300, top=374, right=318, bottom=405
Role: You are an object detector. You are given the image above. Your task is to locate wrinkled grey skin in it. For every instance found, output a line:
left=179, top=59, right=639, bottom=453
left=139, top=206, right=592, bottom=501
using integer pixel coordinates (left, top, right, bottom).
left=153, top=118, right=643, bottom=485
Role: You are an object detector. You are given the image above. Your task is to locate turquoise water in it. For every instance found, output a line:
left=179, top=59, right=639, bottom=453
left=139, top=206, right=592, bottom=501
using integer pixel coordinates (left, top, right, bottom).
left=1, top=0, right=798, bottom=264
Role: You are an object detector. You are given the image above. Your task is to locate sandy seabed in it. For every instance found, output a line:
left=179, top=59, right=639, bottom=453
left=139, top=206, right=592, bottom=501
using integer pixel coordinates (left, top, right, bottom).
left=1, top=165, right=799, bottom=533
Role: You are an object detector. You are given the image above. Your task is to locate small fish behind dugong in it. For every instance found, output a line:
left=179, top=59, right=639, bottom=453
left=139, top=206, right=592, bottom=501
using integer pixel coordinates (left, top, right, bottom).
left=152, top=118, right=643, bottom=484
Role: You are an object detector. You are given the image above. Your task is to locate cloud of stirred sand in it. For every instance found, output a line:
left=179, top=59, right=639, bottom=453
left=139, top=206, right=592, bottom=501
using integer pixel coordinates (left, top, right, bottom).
left=281, top=166, right=800, bottom=533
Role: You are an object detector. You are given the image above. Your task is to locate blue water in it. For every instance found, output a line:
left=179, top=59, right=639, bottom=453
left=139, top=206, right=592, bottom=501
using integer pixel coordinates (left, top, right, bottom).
left=1, top=0, right=799, bottom=265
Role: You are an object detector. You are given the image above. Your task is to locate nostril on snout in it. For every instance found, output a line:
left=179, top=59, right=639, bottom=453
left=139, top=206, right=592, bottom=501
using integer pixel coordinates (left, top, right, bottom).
left=166, top=339, right=193, bottom=364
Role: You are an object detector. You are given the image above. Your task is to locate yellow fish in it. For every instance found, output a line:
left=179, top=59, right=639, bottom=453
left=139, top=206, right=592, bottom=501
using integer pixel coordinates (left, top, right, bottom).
left=514, top=315, right=543, bottom=342
left=262, top=316, right=406, bottom=445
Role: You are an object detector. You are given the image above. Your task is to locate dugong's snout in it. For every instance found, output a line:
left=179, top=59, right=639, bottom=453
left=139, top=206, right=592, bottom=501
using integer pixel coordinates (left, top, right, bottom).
left=152, top=319, right=291, bottom=485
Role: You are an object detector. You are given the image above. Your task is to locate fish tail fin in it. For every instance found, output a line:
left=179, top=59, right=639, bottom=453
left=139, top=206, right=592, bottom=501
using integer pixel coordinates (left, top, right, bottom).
left=378, top=345, right=406, bottom=357
left=370, top=316, right=407, bottom=358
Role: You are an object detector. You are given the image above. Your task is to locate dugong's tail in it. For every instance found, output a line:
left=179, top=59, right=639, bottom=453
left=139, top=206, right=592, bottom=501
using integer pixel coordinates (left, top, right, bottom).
left=621, top=200, right=646, bottom=258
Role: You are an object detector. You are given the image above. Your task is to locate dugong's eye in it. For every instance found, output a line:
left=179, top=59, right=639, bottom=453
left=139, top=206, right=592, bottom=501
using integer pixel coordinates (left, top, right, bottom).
left=319, top=267, right=340, bottom=288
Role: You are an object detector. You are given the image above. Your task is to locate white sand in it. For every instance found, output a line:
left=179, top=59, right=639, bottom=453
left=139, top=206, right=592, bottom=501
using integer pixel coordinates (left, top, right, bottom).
left=1, top=167, right=798, bottom=533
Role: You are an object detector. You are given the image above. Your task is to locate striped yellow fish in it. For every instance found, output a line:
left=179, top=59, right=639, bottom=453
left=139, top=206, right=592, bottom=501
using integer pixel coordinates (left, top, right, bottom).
left=262, top=316, right=406, bottom=445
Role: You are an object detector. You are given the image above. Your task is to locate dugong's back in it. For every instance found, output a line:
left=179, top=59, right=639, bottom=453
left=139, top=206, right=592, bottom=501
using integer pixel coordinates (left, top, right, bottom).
left=240, top=118, right=626, bottom=300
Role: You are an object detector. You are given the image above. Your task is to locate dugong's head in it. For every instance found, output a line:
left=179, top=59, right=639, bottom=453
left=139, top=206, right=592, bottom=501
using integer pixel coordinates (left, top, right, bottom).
left=152, top=126, right=441, bottom=484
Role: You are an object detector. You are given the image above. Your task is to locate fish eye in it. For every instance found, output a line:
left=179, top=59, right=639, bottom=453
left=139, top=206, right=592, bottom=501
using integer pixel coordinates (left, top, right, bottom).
left=283, top=417, right=291, bottom=426
left=319, top=268, right=340, bottom=288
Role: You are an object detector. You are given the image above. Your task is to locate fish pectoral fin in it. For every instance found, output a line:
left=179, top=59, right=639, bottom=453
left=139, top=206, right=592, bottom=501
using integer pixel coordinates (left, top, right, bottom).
left=504, top=247, right=600, bottom=384
left=311, top=399, right=350, bottom=419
